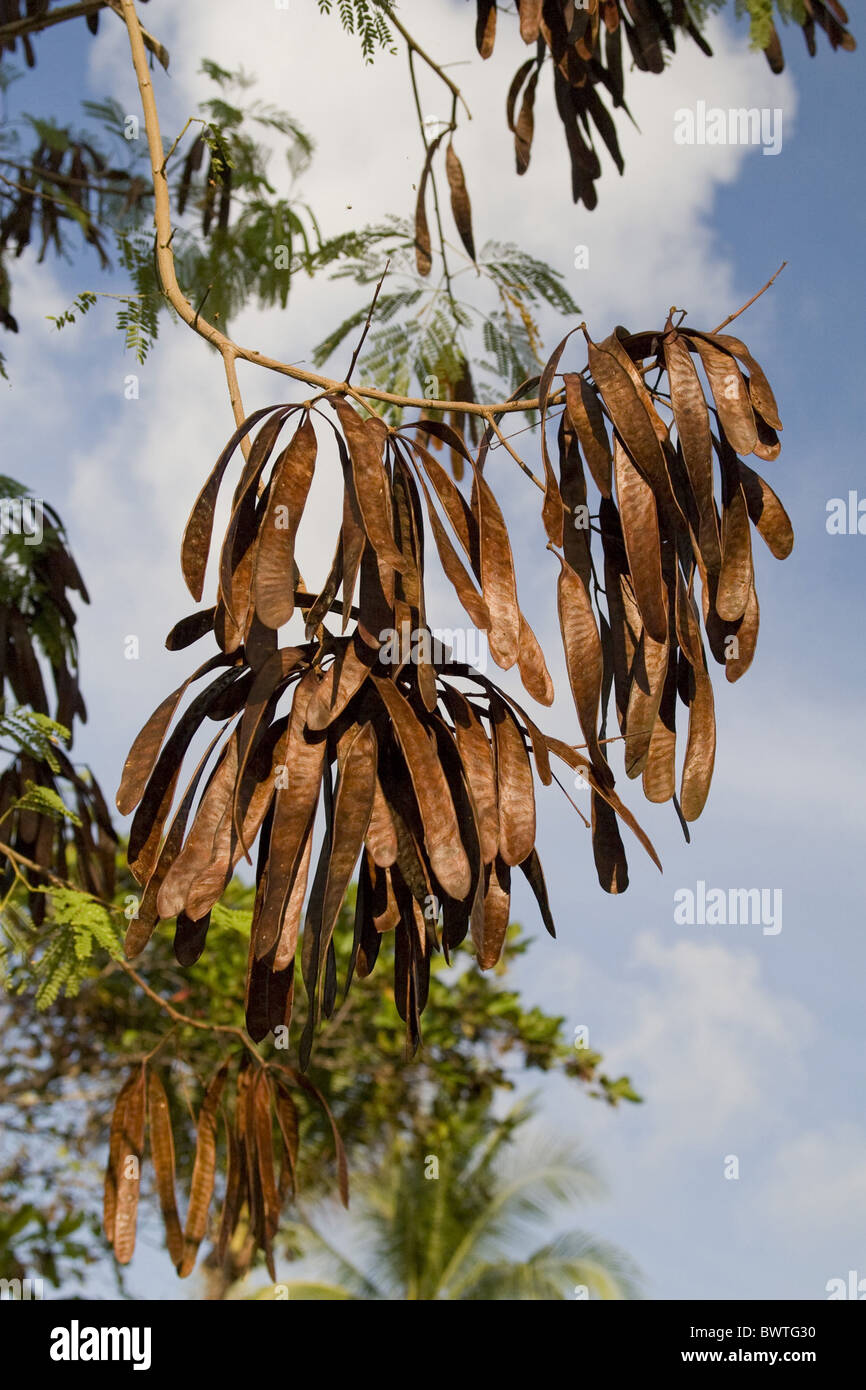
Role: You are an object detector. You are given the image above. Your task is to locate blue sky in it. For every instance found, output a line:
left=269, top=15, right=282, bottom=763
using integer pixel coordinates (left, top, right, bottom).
left=2, top=2, right=864, bottom=1300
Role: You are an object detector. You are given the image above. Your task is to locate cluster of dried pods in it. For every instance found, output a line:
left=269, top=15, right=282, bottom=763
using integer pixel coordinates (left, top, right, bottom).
left=475, top=0, right=855, bottom=204
left=104, top=1056, right=345, bottom=1275
left=0, top=499, right=116, bottom=918
left=116, top=312, right=792, bottom=1070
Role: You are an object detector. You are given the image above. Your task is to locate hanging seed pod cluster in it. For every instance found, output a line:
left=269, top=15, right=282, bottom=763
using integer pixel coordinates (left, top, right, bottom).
left=476, top=0, right=855, bottom=205
left=116, top=311, right=792, bottom=1060
left=104, top=1056, right=345, bottom=1276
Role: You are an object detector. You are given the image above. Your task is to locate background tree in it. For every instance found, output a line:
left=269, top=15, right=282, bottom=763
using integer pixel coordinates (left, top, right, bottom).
left=1, top=846, right=642, bottom=1294
left=256, top=1103, right=641, bottom=1301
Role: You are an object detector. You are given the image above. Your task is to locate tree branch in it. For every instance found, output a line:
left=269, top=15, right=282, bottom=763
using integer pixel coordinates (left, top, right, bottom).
left=710, top=261, right=787, bottom=334
left=0, top=0, right=106, bottom=40
left=375, top=0, right=471, bottom=120
left=0, top=0, right=169, bottom=70
left=344, top=258, right=390, bottom=386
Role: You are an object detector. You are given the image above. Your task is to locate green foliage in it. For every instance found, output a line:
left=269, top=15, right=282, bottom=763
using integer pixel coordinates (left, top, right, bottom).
left=312, top=223, right=580, bottom=419
left=0, top=707, right=69, bottom=774
left=686, top=0, right=807, bottom=48
left=9, top=780, right=79, bottom=827
left=45, top=291, right=97, bottom=333
left=199, top=60, right=315, bottom=174
left=209, top=900, right=253, bottom=936
left=14, top=888, right=121, bottom=1010
left=599, top=1075, right=643, bottom=1106
left=0, top=1197, right=91, bottom=1290
left=0, top=845, right=643, bottom=1286
left=1, top=61, right=322, bottom=362
left=114, top=232, right=161, bottom=363
left=735, top=0, right=776, bottom=46
left=316, top=0, right=397, bottom=62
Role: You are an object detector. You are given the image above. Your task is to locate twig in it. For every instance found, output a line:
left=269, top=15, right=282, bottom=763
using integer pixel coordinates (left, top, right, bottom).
left=345, top=258, right=390, bottom=386
left=0, top=839, right=74, bottom=889
left=0, top=159, right=147, bottom=200
left=112, top=957, right=261, bottom=1059
left=408, top=49, right=458, bottom=314
left=222, top=351, right=251, bottom=462
left=711, top=261, right=787, bottom=334
left=550, top=771, right=591, bottom=829
left=483, top=411, right=545, bottom=493
left=160, top=117, right=206, bottom=173
left=192, top=281, right=214, bottom=333
left=375, top=1, right=472, bottom=120
left=0, top=0, right=107, bottom=41
left=104, top=0, right=169, bottom=69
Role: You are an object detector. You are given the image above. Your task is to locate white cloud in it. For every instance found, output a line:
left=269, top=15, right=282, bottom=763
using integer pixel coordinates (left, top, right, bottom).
left=603, top=930, right=812, bottom=1153
left=762, top=1126, right=866, bottom=1246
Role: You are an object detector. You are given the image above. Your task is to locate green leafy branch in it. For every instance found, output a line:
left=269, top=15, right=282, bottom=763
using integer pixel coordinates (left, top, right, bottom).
left=312, top=223, right=580, bottom=423
left=9, top=781, right=80, bottom=828
left=3, top=885, right=120, bottom=1009
left=0, top=707, right=69, bottom=773
left=316, top=0, right=397, bottom=62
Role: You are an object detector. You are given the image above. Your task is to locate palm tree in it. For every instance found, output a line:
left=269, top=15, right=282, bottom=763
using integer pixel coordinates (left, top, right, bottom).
left=250, top=1103, right=640, bottom=1301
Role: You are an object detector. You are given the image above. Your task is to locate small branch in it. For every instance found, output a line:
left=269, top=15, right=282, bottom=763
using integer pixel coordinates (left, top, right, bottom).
left=105, top=0, right=169, bottom=70
left=711, top=261, right=787, bottom=334
left=0, top=839, right=70, bottom=888
left=344, top=258, right=390, bottom=386
left=0, top=0, right=107, bottom=41
left=160, top=116, right=206, bottom=173
left=222, top=351, right=251, bottom=462
left=0, top=171, right=122, bottom=222
left=0, top=159, right=148, bottom=201
left=192, top=281, right=214, bottom=333
left=376, top=1, right=472, bottom=120
left=408, top=49, right=458, bottom=314
left=483, top=411, right=545, bottom=493
left=550, top=771, right=591, bottom=829
left=112, top=957, right=261, bottom=1058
